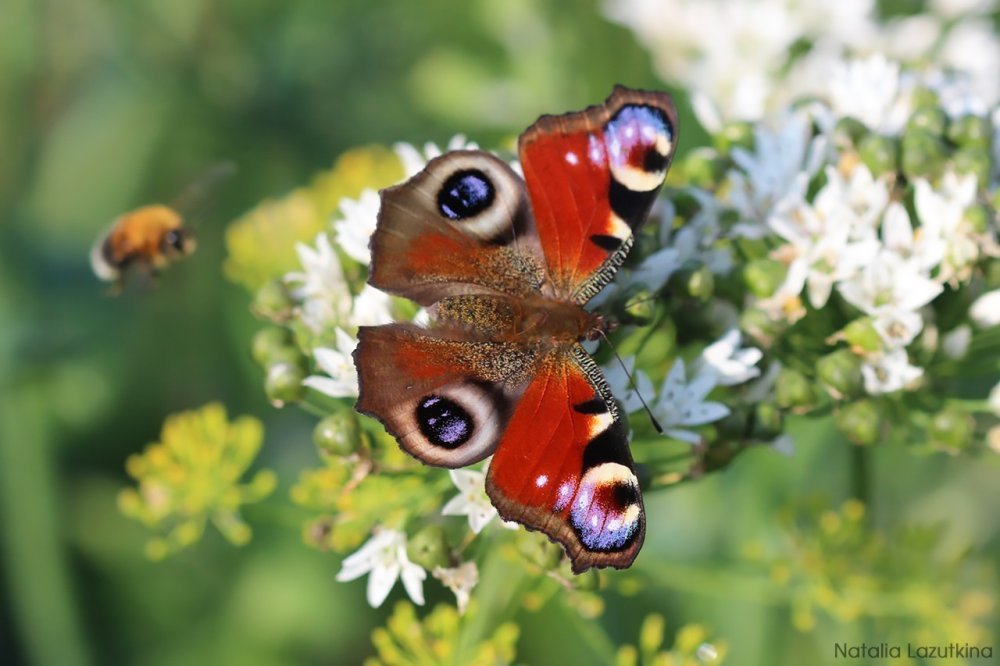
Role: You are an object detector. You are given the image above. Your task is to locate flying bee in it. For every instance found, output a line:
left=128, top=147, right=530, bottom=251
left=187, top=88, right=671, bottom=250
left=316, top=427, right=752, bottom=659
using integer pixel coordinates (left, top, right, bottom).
left=90, top=162, right=235, bottom=292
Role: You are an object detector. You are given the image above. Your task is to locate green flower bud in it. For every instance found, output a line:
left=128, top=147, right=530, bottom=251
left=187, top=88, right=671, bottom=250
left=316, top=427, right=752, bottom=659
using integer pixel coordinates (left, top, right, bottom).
left=753, top=401, right=783, bottom=439
left=266, top=346, right=308, bottom=372
left=833, top=399, right=883, bottom=445
left=251, top=327, right=293, bottom=366
left=684, top=265, right=714, bottom=302
left=840, top=319, right=882, bottom=354
left=744, top=259, right=786, bottom=298
left=574, top=570, right=601, bottom=592
left=952, top=147, right=991, bottom=184
left=965, top=205, right=990, bottom=234
left=946, top=114, right=990, bottom=149
left=834, top=117, right=868, bottom=147
left=902, top=129, right=947, bottom=180
left=714, top=121, right=755, bottom=153
left=929, top=408, right=975, bottom=453
left=252, top=279, right=295, bottom=322
left=313, top=412, right=363, bottom=457
left=857, top=134, right=899, bottom=177
left=907, top=107, right=948, bottom=137
left=683, top=148, right=726, bottom=188
left=406, top=525, right=450, bottom=569
left=621, top=285, right=655, bottom=325
left=775, top=368, right=816, bottom=410
left=910, top=86, right=940, bottom=112
left=265, top=362, right=305, bottom=406
left=816, top=349, right=863, bottom=399
left=516, top=532, right=561, bottom=569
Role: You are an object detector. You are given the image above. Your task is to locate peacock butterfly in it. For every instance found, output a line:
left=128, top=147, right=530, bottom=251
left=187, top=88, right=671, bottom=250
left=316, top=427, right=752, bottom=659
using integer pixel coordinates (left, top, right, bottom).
left=353, top=86, right=678, bottom=572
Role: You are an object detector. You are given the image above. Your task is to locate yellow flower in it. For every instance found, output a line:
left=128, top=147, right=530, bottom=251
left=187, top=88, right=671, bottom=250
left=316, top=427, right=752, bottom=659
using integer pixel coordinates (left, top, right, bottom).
left=118, top=403, right=275, bottom=559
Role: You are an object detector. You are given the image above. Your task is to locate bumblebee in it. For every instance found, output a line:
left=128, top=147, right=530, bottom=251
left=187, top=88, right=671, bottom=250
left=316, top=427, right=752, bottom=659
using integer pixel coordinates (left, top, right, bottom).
left=90, top=162, right=234, bottom=291
left=90, top=204, right=196, bottom=288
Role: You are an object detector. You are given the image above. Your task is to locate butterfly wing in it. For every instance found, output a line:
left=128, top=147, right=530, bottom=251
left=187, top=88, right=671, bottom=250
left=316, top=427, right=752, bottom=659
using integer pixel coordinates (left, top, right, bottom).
left=485, top=345, right=643, bottom=572
left=354, top=323, right=539, bottom=467
left=368, top=151, right=546, bottom=306
left=518, top=85, right=678, bottom=301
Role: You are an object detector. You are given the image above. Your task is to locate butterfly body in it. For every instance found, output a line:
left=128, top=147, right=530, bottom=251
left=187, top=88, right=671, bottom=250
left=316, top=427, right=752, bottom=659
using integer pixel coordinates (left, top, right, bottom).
left=354, top=87, right=678, bottom=572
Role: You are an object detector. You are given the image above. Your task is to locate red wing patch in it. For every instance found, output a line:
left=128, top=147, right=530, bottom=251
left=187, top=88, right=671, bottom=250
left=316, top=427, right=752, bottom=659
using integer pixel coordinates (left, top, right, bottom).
left=518, top=86, right=678, bottom=302
left=485, top=345, right=644, bottom=572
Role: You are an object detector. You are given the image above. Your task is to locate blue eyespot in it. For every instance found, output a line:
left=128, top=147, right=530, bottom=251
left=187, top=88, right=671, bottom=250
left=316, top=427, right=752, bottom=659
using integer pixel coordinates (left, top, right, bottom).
left=417, top=395, right=473, bottom=448
left=438, top=170, right=495, bottom=220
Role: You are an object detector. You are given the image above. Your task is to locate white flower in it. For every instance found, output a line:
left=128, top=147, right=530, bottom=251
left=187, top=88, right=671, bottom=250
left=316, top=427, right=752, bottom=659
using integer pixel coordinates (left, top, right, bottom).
left=970, top=289, right=1000, bottom=328
left=302, top=328, right=359, bottom=398
left=653, top=358, right=730, bottom=444
left=861, top=348, right=923, bottom=394
left=828, top=55, right=911, bottom=134
left=757, top=259, right=808, bottom=324
left=333, top=189, right=381, bottom=265
left=837, top=250, right=943, bottom=346
left=769, top=434, right=795, bottom=456
left=336, top=528, right=426, bottom=608
left=988, top=381, right=1000, bottom=417
left=441, top=465, right=516, bottom=534
left=602, top=355, right=655, bottom=415
left=941, top=325, right=972, bottom=359
left=939, top=19, right=1000, bottom=108
left=351, top=284, right=394, bottom=327
left=726, top=113, right=826, bottom=238
left=914, top=173, right=980, bottom=284
left=286, top=233, right=351, bottom=332
left=395, top=135, right=478, bottom=178
left=880, top=202, right=945, bottom=273
left=432, top=562, right=479, bottom=615
left=694, top=329, right=762, bottom=386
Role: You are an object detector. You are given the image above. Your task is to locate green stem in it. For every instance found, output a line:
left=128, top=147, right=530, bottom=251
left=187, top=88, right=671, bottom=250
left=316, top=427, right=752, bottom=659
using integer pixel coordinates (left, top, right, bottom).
left=0, top=383, right=92, bottom=666
left=849, top=443, right=870, bottom=506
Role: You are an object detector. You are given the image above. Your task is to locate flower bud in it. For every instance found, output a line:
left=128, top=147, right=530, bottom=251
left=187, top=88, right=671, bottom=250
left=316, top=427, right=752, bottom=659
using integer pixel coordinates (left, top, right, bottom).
left=313, top=411, right=363, bottom=457
left=834, top=117, right=867, bottom=147
left=952, top=147, right=991, bottom=184
left=683, top=148, right=726, bottom=188
left=840, top=319, right=882, bottom=354
left=906, top=107, right=948, bottom=137
left=684, top=265, right=714, bottom=302
left=251, top=327, right=293, bottom=366
left=910, top=86, right=940, bottom=111
left=857, top=134, right=899, bottom=177
left=265, top=362, right=305, bottom=406
left=252, top=279, right=295, bottom=322
left=929, top=408, right=975, bottom=453
left=817, top=349, right=863, bottom=399
left=753, top=401, right=783, bottom=440
left=406, top=525, right=450, bottom=569
left=833, top=399, right=883, bottom=445
left=744, top=259, right=786, bottom=298
left=775, top=368, right=816, bottom=411
left=619, top=284, right=655, bottom=325
left=901, top=130, right=946, bottom=180
left=964, top=205, right=990, bottom=235
left=714, top=120, right=755, bottom=153
left=946, top=114, right=990, bottom=149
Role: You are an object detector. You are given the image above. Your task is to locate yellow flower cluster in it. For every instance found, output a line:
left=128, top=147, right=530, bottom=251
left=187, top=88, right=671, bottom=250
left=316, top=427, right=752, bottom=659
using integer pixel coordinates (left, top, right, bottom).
left=118, top=403, right=276, bottom=559
left=224, top=145, right=403, bottom=291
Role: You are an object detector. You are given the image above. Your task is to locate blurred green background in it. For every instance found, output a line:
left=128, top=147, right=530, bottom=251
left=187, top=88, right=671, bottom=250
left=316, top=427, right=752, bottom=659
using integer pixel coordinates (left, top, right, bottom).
left=1, top=1, right=998, bottom=665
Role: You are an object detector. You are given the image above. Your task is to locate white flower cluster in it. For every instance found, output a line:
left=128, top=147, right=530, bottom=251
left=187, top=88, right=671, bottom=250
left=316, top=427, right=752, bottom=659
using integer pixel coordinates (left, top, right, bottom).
left=603, top=329, right=763, bottom=444
left=604, top=0, right=1000, bottom=127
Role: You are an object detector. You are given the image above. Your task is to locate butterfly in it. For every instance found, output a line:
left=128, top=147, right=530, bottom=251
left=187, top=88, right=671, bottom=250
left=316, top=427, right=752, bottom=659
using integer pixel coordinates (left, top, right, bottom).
left=353, top=86, right=678, bottom=572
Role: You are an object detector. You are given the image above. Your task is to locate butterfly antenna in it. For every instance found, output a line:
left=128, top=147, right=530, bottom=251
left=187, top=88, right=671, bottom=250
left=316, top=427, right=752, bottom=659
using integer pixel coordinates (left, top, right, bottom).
left=597, top=330, right=663, bottom=434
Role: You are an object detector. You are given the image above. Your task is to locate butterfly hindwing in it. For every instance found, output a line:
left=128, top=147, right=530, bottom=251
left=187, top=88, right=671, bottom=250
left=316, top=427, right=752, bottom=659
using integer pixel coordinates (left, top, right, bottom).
left=519, top=86, right=678, bottom=301
left=485, top=345, right=644, bottom=572
left=354, top=324, right=538, bottom=467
